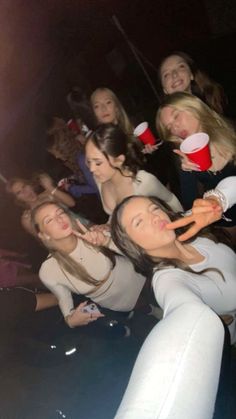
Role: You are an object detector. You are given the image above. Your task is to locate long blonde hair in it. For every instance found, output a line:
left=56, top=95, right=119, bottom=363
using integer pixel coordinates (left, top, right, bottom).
left=31, top=201, right=116, bottom=287
left=91, top=87, right=134, bottom=135
left=156, top=92, right=236, bottom=164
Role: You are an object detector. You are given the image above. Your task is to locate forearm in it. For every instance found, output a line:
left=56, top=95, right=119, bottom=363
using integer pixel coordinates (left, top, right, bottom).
left=204, top=176, right=236, bottom=212
left=115, top=302, right=224, bottom=419
left=51, top=187, right=75, bottom=207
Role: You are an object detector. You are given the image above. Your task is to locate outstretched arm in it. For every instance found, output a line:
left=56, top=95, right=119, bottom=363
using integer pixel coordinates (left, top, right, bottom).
left=39, top=173, right=75, bottom=207
left=166, top=176, right=236, bottom=241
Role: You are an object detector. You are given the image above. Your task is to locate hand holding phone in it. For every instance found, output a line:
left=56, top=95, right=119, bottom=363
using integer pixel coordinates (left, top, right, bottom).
left=81, top=303, right=101, bottom=315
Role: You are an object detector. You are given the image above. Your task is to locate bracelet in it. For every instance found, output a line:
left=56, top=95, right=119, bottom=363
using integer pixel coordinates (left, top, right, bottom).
left=203, top=189, right=228, bottom=212
left=51, top=187, right=58, bottom=196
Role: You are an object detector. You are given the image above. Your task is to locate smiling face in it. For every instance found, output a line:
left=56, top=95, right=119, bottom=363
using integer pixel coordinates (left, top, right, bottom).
left=11, top=180, right=37, bottom=204
left=160, top=106, right=201, bottom=139
left=91, top=90, right=118, bottom=124
left=34, top=203, right=73, bottom=241
left=86, top=139, right=122, bottom=183
left=160, top=55, right=193, bottom=95
left=120, top=197, right=176, bottom=257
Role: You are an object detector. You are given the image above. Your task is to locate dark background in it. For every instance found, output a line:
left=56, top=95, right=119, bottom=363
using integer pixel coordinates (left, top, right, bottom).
left=1, top=0, right=236, bottom=252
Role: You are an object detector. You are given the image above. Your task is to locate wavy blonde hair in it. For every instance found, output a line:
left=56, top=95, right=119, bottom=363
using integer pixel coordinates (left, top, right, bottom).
left=156, top=92, right=236, bottom=164
left=91, top=87, right=134, bottom=136
left=31, top=201, right=116, bottom=288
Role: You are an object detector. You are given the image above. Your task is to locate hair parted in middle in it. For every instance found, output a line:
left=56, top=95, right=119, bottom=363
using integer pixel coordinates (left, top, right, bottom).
left=87, top=123, right=145, bottom=176
left=91, top=87, right=134, bottom=135
left=111, top=195, right=226, bottom=279
left=31, top=200, right=117, bottom=287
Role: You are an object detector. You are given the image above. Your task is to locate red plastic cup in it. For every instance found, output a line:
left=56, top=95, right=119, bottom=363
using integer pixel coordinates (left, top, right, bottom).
left=134, top=122, right=156, bottom=145
left=67, top=119, right=81, bottom=134
left=180, top=132, right=212, bottom=171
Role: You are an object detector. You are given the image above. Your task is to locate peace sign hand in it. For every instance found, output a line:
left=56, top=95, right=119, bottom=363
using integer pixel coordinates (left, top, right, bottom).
left=73, top=219, right=110, bottom=247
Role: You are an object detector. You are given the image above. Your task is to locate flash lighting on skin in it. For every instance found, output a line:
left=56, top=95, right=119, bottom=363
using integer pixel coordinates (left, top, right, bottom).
left=56, top=409, right=66, bottom=418
left=65, top=347, right=77, bottom=356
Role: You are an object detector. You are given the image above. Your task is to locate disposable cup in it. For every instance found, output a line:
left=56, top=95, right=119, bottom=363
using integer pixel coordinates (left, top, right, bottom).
left=134, top=122, right=156, bottom=145
left=180, top=132, right=212, bottom=171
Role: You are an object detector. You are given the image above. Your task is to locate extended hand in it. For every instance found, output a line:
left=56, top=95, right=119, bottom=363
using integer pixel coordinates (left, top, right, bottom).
left=73, top=220, right=110, bottom=247
left=166, top=198, right=222, bottom=241
left=38, top=173, right=55, bottom=191
left=67, top=301, right=104, bottom=327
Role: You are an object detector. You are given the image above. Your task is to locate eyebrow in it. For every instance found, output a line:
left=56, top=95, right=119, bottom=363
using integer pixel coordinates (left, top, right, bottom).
left=130, top=212, right=142, bottom=226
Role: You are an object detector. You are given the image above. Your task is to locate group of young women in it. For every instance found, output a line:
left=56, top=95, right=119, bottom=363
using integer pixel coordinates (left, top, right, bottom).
left=4, top=50, right=236, bottom=418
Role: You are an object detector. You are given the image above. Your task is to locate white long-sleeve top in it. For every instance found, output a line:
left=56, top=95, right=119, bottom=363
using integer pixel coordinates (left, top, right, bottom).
left=115, top=236, right=236, bottom=419
left=215, top=176, right=236, bottom=210
left=96, top=170, right=183, bottom=215
left=39, top=240, right=145, bottom=317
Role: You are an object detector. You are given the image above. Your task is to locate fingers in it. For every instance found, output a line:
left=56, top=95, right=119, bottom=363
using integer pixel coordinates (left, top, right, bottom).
left=177, top=226, right=199, bottom=242
left=173, top=149, right=200, bottom=171
left=77, top=301, right=88, bottom=309
left=166, top=216, right=194, bottom=230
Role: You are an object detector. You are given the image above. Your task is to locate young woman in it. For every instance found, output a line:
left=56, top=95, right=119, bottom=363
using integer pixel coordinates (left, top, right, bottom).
left=31, top=200, right=146, bottom=328
left=7, top=175, right=75, bottom=236
left=47, top=118, right=107, bottom=225
left=91, top=87, right=180, bottom=197
left=156, top=92, right=236, bottom=232
left=46, top=118, right=98, bottom=198
left=85, top=124, right=183, bottom=219
left=91, top=87, right=134, bottom=136
left=111, top=194, right=236, bottom=419
left=158, top=51, right=227, bottom=114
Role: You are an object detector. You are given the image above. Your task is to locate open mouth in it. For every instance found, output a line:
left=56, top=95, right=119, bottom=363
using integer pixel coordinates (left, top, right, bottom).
left=179, top=130, right=188, bottom=139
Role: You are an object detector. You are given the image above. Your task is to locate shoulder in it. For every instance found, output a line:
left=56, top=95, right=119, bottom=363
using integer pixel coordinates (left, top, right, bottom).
left=152, top=267, right=194, bottom=290
left=39, top=255, right=59, bottom=282
left=135, top=170, right=158, bottom=184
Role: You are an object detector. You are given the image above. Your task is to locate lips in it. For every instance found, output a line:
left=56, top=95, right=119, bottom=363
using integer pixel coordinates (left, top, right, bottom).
left=62, top=223, right=69, bottom=230
left=172, top=80, right=183, bottom=89
left=179, top=130, right=188, bottom=139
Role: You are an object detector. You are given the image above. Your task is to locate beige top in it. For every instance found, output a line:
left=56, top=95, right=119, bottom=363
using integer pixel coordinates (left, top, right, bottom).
left=39, top=240, right=146, bottom=317
left=97, top=170, right=183, bottom=215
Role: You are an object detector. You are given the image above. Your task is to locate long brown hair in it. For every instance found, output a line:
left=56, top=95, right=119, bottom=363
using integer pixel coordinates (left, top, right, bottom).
left=158, top=51, right=227, bottom=114
left=111, top=195, right=226, bottom=280
left=47, top=117, right=85, bottom=182
left=87, top=123, right=145, bottom=177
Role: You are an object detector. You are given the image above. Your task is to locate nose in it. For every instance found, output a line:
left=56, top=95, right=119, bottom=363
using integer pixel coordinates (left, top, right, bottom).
left=56, top=213, right=64, bottom=223
left=151, top=213, right=160, bottom=226
left=101, top=103, right=107, bottom=112
left=172, top=69, right=178, bottom=79
left=172, top=119, right=180, bottom=135
left=89, top=162, right=96, bottom=174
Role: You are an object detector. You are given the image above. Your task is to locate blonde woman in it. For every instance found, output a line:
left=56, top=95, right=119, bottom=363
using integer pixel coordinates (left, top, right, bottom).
left=31, top=200, right=147, bottom=329
left=85, top=124, right=183, bottom=220
left=156, top=92, right=236, bottom=232
left=91, top=87, right=134, bottom=136
left=7, top=175, right=75, bottom=236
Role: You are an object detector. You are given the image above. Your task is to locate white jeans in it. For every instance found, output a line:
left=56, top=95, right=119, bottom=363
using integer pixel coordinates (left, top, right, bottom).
left=115, top=303, right=224, bottom=419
